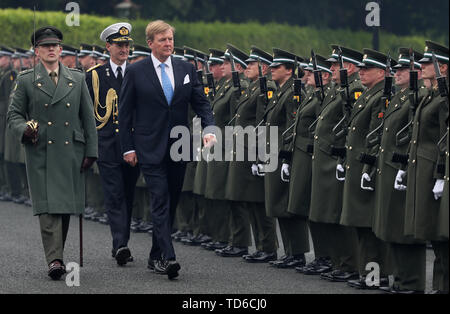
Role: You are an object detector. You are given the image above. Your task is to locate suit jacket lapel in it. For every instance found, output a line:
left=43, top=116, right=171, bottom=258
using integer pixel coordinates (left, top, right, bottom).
left=172, top=57, right=184, bottom=102
left=34, top=63, right=55, bottom=99
left=51, top=64, right=75, bottom=105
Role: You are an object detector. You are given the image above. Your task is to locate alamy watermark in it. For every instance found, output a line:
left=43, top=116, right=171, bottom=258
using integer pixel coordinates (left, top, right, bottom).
left=365, top=2, right=381, bottom=27
left=65, top=262, right=80, bottom=287
left=65, top=2, right=80, bottom=27
left=169, top=117, right=279, bottom=173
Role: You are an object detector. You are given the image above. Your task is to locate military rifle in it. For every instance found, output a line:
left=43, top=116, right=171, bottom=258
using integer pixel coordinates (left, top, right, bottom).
left=193, top=51, right=204, bottom=86
left=258, top=57, right=268, bottom=103
left=432, top=51, right=449, bottom=99
left=396, top=48, right=419, bottom=146
left=311, top=50, right=325, bottom=100
left=229, top=50, right=241, bottom=95
left=204, top=55, right=216, bottom=98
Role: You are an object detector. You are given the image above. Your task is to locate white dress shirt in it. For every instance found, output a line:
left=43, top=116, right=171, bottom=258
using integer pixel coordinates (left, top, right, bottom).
left=151, top=53, right=175, bottom=91
left=109, top=59, right=126, bottom=78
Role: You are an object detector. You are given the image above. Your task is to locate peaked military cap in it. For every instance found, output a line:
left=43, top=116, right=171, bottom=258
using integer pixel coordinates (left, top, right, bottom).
left=419, top=41, right=449, bottom=64
left=172, top=47, right=185, bottom=60
left=12, top=48, right=29, bottom=59
left=358, top=49, right=398, bottom=69
left=60, top=44, right=78, bottom=57
left=31, top=26, right=63, bottom=47
left=208, top=48, right=224, bottom=64
left=132, top=44, right=151, bottom=57
left=305, top=54, right=332, bottom=73
left=327, top=45, right=364, bottom=65
left=223, top=44, right=249, bottom=69
left=0, top=46, right=14, bottom=56
left=78, top=44, right=95, bottom=57
left=93, top=45, right=105, bottom=58
left=183, top=46, right=207, bottom=63
left=100, top=22, right=133, bottom=43
left=270, top=48, right=298, bottom=68
left=246, top=46, right=273, bottom=65
left=393, top=48, right=423, bottom=69
left=102, top=50, right=110, bottom=60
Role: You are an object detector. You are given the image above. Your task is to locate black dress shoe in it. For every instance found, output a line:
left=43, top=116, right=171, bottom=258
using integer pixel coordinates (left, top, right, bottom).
left=245, top=252, right=277, bottom=263
left=269, top=255, right=290, bottom=266
left=300, top=257, right=332, bottom=275
left=0, top=194, right=13, bottom=202
left=115, top=247, right=131, bottom=266
left=217, top=246, right=248, bottom=257
left=48, top=260, right=66, bottom=280
left=347, top=277, right=389, bottom=290
left=274, top=255, right=306, bottom=269
left=321, top=270, right=359, bottom=282
left=12, top=195, right=26, bottom=204
left=98, top=214, right=109, bottom=225
left=147, top=259, right=156, bottom=271
left=203, top=241, right=226, bottom=251
left=177, top=232, right=194, bottom=243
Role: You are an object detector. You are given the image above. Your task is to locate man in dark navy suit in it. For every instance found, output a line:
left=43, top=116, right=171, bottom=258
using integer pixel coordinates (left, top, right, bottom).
left=85, top=23, right=140, bottom=266
left=119, top=20, right=215, bottom=279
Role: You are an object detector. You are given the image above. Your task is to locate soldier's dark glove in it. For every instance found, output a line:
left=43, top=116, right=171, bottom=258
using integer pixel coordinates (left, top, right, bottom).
left=80, top=157, right=97, bottom=172
left=22, top=125, right=39, bottom=144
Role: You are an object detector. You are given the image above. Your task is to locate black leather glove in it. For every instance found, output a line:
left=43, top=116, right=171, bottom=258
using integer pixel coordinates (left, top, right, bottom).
left=80, top=157, right=97, bottom=172
left=22, top=125, right=39, bottom=144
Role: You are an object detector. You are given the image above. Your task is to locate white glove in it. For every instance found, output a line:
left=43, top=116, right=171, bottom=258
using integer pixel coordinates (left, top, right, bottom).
left=257, top=164, right=265, bottom=177
left=251, top=164, right=258, bottom=176
left=281, top=163, right=290, bottom=182
left=361, top=173, right=374, bottom=191
left=433, top=179, right=445, bottom=200
left=336, top=164, right=345, bottom=181
left=394, top=170, right=407, bottom=191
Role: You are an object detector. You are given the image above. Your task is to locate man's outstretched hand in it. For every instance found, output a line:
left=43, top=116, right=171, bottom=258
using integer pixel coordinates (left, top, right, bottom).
left=124, top=152, right=138, bottom=167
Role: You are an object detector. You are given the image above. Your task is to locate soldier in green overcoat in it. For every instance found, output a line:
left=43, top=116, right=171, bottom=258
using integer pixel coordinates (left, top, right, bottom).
left=341, top=49, right=393, bottom=289
left=262, top=49, right=307, bottom=269
left=7, top=27, right=98, bottom=280
left=400, top=41, right=449, bottom=293
left=372, top=48, right=428, bottom=294
left=207, top=44, right=250, bottom=258
left=309, top=46, right=364, bottom=280
left=225, top=47, right=278, bottom=262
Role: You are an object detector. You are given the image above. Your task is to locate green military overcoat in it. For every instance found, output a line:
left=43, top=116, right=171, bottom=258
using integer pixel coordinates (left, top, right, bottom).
left=372, top=85, right=428, bottom=243
left=340, top=80, right=384, bottom=227
left=405, top=88, right=448, bottom=241
left=204, top=75, right=248, bottom=200
left=264, top=77, right=297, bottom=217
left=309, top=72, right=365, bottom=224
left=7, top=62, right=98, bottom=215
left=225, top=78, right=276, bottom=202
left=0, top=67, right=16, bottom=155
left=287, top=83, right=333, bottom=217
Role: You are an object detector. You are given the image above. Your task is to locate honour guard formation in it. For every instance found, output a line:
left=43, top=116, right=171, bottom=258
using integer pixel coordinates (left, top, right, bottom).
left=0, top=18, right=448, bottom=294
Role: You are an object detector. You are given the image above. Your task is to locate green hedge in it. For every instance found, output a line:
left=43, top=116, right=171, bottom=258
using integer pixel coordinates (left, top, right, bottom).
left=0, top=8, right=438, bottom=58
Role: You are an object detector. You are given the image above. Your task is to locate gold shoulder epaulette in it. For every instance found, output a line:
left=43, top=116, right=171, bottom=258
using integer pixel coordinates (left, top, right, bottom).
left=18, top=69, right=33, bottom=76
left=86, top=64, right=101, bottom=73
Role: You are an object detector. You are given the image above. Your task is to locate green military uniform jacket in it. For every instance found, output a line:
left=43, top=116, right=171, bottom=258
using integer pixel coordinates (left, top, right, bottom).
left=340, top=80, right=385, bottom=227
left=287, top=82, right=333, bottom=217
left=309, top=72, right=365, bottom=224
left=225, top=77, right=276, bottom=202
left=192, top=77, right=226, bottom=196
left=372, top=83, right=428, bottom=243
left=204, top=74, right=248, bottom=200
left=7, top=62, right=98, bottom=215
left=0, top=66, right=16, bottom=155
left=405, top=88, right=448, bottom=241
left=264, top=76, right=297, bottom=217
left=439, top=129, right=449, bottom=239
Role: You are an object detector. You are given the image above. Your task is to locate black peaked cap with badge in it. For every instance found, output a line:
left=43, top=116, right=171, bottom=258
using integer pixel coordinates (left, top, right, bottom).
left=246, top=46, right=273, bottom=65
left=183, top=46, right=207, bottom=63
left=327, top=44, right=364, bottom=65
left=100, top=22, right=133, bottom=43
left=93, top=45, right=105, bottom=58
left=172, top=47, right=185, bottom=60
left=270, top=48, right=298, bottom=68
left=208, top=48, right=224, bottom=65
left=31, top=26, right=63, bottom=47
left=61, top=44, right=78, bottom=57
left=132, top=44, right=152, bottom=57
left=12, top=48, right=29, bottom=59
left=0, top=46, right=14, bottom=56
left=358, top=48, right=398, bottom=69
left=305, top=54, right=332, bottom=73
left=419, top=41, right=449, bottom=64
left=393, top=48, right=423, bottom=69
left=224, top=44, right=249, bottom=69
left=78, top=43, right=95, bottom=57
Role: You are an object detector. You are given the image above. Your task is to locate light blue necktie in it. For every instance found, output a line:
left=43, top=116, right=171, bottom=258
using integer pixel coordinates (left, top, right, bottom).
left=160, top=63, right=174, bottom=105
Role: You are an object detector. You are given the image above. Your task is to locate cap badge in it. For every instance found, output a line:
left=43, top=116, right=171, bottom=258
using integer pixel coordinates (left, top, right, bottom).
left=119, top=27, right=129, bottom=36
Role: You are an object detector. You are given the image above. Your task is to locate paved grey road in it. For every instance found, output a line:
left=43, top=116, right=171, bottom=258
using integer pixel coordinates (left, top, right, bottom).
left=0, top=201, right=434, bottom=294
